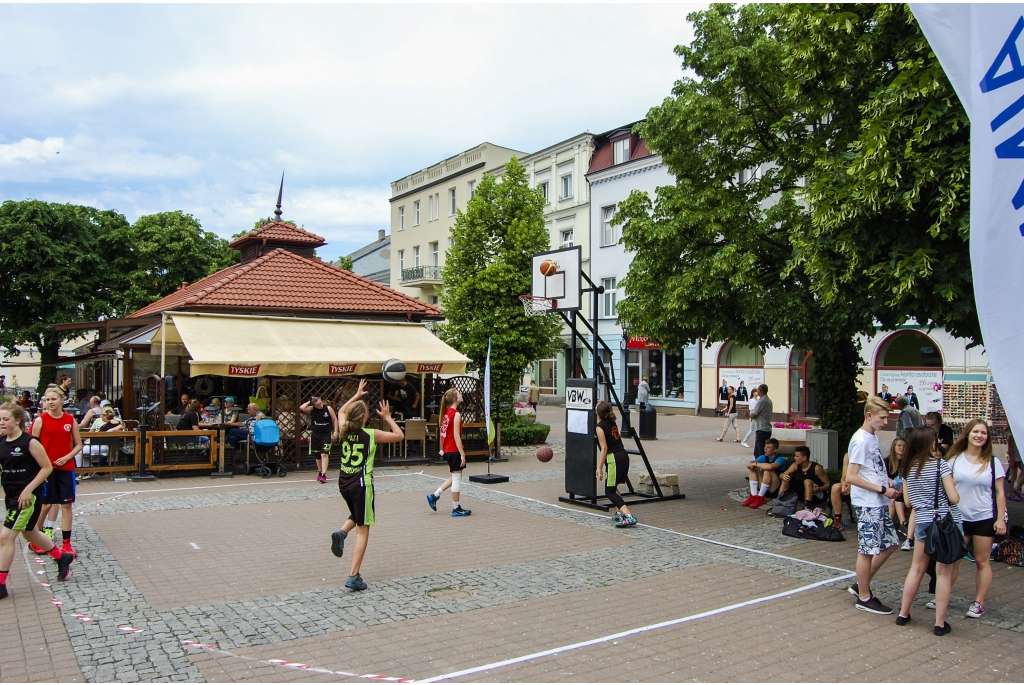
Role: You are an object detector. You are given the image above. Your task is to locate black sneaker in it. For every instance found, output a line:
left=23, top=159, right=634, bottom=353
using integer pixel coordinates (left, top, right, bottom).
left=451, top=506, right=471, bottom=517
left=847, top=582, right=859, bottom=597
left=345, top=574, right=367, bottom=591
left=895, top=614, right=911, bottom=626
left=855, top=596, right=893, bottom=615
left=57, top=552, right=74, bottom=582
left=331, top=530, right=346, bottom=558
left=934, top=622, right=952, bottom=636
left=0, top=583, right=7, bottom=600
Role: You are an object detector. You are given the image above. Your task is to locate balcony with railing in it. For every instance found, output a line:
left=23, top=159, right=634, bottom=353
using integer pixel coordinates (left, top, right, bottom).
left=401, top=265, right=442, bottom=285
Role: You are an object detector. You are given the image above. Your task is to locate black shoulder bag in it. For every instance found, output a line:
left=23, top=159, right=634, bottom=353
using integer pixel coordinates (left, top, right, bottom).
left=925, top=462, right=968, bottom=564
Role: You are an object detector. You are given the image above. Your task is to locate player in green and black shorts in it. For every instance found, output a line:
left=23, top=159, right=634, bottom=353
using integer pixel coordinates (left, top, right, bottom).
left=0, top=402, right=75, bottom=598
left=329, top=381, right=404, bottom=591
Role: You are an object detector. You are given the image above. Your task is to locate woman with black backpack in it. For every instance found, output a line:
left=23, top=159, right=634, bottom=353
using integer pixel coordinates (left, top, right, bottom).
left=895, top=427, right=962, bottom=635
left=948, top=418, right=1006, bottom=620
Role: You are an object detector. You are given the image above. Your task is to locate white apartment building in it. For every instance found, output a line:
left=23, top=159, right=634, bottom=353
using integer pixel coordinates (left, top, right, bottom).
left=494, top=132, right=595, bottom=398
left=389, top=143, right=523, bottom=304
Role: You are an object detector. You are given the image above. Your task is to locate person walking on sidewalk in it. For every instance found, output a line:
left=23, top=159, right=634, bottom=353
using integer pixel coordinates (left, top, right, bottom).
left=948, top=418, right=1006, bottom=620
left=427, top=389, right=472, bottom=517
left=0, top=402, right=75, bottom=597
left=748, top=384, right=773, bottom=460
left=845, top=396, right=900, bottom=615
left=895, top=427, right=962, bottom=635
left=329, top=380, right=404, bottom=591
left=741, top=387, right=760, bottom=448
left=716, top=386, right=741, bottom=443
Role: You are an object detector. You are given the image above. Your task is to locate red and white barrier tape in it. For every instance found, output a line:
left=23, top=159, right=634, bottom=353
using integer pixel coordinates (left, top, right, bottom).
left=181, top=641, right=414, bottom=682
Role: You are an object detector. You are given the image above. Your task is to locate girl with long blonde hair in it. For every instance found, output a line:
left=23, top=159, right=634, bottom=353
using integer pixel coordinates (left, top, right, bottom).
left=31, top=386, right=82, bottom=554
left=329, top=380, right=403, bottom=591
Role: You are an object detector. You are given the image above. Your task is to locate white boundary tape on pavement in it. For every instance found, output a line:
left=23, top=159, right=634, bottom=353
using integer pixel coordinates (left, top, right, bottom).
left=416, top=572, right=856, bottom=683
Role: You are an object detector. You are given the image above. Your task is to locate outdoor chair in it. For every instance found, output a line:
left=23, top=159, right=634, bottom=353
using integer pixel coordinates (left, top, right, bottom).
left=403, top=418, right=427, bottom=458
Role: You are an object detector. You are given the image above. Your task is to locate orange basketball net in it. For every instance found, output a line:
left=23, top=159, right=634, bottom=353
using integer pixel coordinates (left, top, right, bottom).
left=519, top=294, right=555, bottom=316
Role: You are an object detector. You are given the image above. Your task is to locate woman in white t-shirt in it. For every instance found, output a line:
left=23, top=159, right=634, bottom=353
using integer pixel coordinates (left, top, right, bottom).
left=948, top=418, right=1006, bottom=620
left=896, top=427, right=961, bottom=635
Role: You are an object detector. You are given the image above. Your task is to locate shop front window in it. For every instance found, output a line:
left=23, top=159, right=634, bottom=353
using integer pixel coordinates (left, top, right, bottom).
left=664, top=351, right=687, bottom=398
left=647, top=350, right=664, bottom=397
left=789, top=349, right=817, bottom=416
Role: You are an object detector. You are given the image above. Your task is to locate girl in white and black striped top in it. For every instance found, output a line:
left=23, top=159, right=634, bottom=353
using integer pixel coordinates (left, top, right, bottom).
left=896, top=427, right=961, bottom=635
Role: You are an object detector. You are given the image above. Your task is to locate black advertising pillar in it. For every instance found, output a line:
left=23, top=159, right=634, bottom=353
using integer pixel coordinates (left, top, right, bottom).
left=564, top=378, right=597, bottom=499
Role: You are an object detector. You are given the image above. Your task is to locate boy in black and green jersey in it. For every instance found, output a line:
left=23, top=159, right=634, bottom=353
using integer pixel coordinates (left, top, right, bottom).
left=330, top=380, right=404, bottom=591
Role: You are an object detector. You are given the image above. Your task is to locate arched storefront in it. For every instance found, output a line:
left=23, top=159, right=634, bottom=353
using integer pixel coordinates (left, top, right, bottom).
left=875, top=330, right=944, bottom=412
left=717, top=342, right=764, bottom=405
left=788, top=348, right=817, bottom=417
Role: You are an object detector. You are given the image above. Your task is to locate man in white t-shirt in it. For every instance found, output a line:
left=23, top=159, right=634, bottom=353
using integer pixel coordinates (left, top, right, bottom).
left=844, top=396, right=900, bottom=615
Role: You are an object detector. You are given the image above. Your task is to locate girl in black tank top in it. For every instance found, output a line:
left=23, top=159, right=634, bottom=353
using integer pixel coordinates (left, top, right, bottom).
left=301, top=397, right=337, bottom=483
left=594, top=401, right=636, bottom=528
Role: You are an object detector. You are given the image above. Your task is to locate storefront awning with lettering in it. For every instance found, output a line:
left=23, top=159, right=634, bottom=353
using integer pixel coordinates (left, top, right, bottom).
left=150, top=312, right=470, bottom=377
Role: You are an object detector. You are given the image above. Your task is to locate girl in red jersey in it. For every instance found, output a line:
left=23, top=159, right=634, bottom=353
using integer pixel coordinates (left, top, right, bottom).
left=0, top=402, right=75, bottom=597
left=31, top=387, right=82, bottom=555
left=426, top=389, right=471, bottom=516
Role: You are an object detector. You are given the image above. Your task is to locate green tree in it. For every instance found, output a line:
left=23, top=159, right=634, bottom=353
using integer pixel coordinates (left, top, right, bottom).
left=334, top=255, right=354, bottom=271
left=117, top=211, right=237, bottom=315
left=0, top=201, right=131, bottom=392
left=618, top=3, right=971, bottom=446
left=437, top=157, right=562, bottom=423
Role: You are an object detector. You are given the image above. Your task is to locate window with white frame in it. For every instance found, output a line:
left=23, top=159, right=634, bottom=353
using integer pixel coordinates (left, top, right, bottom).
left=427, top=194, right=434, bottom=221
left=468, top=180, right=476, bottom=198
left=538, top=181, right=549, bottom=203
left=447, top=236, right=453, bottom=248
left=413, top=245, right=420, bottom=267
left=602, top=278, right=618, bottom=318
left=414, top=201, right=420, bottom=225
left=560, top=173, right=572, bottom=199
left=398, top=250, right=405, bottom=271
left=556, top=217, right=574, bottom=248
left=429, top=241, right=438, bottom=267
left=398, top=206, right=405, bottom=231
left=613, top=138, right=630, bottom=165
left=560, top=229, right=573, bottom=247
left=535, top=169, right=550, bottom=204
left=601, top=206, right=618, bottom=246
left=429, top=295, right=439, bottom=305
left=433, top=193, right=440, bottom=220
left=449, top=188, right=456, bottom=216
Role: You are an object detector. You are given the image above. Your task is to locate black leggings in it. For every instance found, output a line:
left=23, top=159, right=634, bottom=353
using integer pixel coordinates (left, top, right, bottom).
left=606, top=485, right=626, bottom=510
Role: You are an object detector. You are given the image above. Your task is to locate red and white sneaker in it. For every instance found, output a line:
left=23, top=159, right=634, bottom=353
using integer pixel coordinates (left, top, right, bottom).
left=740, top=494, right=756, bottom=507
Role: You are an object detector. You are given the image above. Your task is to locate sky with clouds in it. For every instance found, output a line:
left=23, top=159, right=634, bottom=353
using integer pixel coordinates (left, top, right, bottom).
left=1, top=3, right=704, bottom=261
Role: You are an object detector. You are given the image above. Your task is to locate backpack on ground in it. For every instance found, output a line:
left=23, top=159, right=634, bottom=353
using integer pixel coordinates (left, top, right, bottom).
left=781, top=515, right=845, bottom=542
left=768, top=490, right=800, bottom=518
left=997, top=538, right=1024, bottom=566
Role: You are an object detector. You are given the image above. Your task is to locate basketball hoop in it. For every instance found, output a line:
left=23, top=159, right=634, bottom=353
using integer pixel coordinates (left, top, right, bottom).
left=519, top=294, right=555, bottom=316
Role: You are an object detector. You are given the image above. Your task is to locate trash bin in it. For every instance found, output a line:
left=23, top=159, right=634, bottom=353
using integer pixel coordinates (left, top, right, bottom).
left=639, top=403, right=657, bottom=440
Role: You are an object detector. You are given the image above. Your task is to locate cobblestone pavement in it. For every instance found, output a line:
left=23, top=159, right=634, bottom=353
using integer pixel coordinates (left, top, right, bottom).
left=4, top=412, right=1023, bottom=682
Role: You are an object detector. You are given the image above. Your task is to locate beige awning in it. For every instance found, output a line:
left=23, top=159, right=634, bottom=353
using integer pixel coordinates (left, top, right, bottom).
left=151, top=312, right=469, bottom=377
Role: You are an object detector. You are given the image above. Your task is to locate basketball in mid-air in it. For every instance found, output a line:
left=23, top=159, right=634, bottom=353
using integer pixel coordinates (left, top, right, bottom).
left=382, top=359, right=407, bottom=383
left=536, top=445, right=554, bottom=463
left=539, top=259, right=558, bottom=277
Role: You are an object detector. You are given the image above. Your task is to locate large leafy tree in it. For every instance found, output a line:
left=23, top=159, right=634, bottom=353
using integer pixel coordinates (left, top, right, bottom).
left=0, top=202, right=238, bottom=392
left=438, top=157, right=562, bottom=423
left=0, top=201, right=132, bottom=391
left=117, top=211, right=237, bottom=316
left=617, top=3, right=967, bottom=445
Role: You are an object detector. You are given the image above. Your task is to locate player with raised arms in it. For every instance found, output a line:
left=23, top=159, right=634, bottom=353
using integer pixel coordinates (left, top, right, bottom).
left=595, top=401, right=636, bottom=527
left=426, top=388, right=472, bottom=517
left=300, top=396, right=337, bottom=484
left=0, top=402, right=75, bottom=597
left=329, top=379, right=404, bottom=591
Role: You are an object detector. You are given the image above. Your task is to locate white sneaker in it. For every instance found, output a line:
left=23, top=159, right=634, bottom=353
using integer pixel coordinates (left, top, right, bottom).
left=741, top=442, right=749, bottom=448
left=925, top=599, right=936, bottom=610
left=901, top=538, right=914, bottom=551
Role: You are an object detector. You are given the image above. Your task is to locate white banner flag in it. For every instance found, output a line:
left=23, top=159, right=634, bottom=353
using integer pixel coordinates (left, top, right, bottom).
left=911, top=3, right=1024, bottom=440
left=484, top=337, right=494, bottom=444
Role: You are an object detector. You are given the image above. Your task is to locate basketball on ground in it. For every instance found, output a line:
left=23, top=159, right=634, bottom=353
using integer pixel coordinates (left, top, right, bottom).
left=382, top=358, right=407, bottom=383
left=539, top=259, right=558, bottom=277
left=536, top=445, right=553, bottom=462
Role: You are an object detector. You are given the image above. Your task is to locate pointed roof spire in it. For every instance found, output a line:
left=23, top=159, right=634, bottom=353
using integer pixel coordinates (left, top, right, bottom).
left=274, top=171, right=284, bottom=221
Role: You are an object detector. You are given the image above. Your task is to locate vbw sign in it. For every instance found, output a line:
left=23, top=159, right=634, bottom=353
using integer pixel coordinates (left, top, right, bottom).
left=565, top=387, right=593, bottom=411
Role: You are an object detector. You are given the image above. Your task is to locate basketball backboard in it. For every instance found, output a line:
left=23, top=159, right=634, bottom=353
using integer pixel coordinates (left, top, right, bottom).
left=531, top=246, right=581, bottom=311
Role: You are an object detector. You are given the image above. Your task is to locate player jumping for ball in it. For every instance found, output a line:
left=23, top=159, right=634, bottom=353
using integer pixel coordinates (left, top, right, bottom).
left=427, top=389, right=472, bottom=516
left=329, top=380, right=404, bottom=591
left=595, top=401, right=636, bottom=527
left=0, top=402, right=75, bottom=598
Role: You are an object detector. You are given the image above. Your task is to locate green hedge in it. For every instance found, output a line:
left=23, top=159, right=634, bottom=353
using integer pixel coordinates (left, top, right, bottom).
left=501, top=420, right=551, bottom=446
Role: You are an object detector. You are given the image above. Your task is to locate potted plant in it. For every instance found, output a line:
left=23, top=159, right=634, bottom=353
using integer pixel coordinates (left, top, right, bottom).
left=514, top=402, right=537, bottom=423
left=771, top=421, right=813, bottom=454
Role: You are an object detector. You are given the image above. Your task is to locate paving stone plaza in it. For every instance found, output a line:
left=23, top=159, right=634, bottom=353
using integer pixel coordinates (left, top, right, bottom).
left=2, top=408, right=1022, bottom=683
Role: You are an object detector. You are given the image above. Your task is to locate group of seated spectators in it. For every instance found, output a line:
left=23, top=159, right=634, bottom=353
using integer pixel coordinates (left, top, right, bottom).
left=742, top=439, right=832, bottom=510
left=168, top=393, right=267, bottom=450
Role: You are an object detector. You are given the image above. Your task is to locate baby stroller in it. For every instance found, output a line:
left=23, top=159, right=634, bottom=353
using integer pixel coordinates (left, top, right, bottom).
left=244, top=418, right=286, bottom=478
